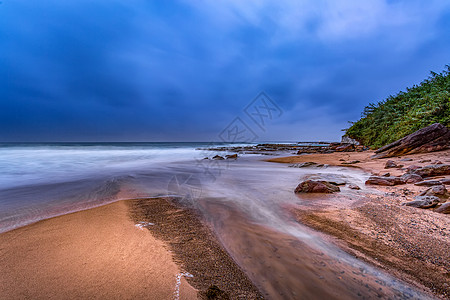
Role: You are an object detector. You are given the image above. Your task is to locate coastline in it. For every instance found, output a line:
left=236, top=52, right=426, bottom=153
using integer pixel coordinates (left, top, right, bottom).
left=268, top=149, right=450, bottom=298
left=0, top=197, right=261, bottom=299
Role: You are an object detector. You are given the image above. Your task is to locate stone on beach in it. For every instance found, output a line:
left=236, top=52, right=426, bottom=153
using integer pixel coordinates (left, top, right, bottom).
left=403, top=196, right=440, bottom=209
left=347, top=183, right=361, bottom=190
left=373, top=123, right=450, bottom=158
left=212, top=155, right=225, bottom=160
left=295, top=180, right=340, bottom=193
left=414, top=180, right=445, bottom=186
left=365, top=176, right=405, bottom=186
left=435, top=203, right=450, bottom=214
left=289, top=162, right=324, bottom=168
left=384, top=160, right=398, bottom=169
left=400, top=173, right=423, bottom=184
left=226, top=154, right=238, bottom=159
left=419, top=185, right=449, bottom=200
left=412, top=164, right=450, bottom=177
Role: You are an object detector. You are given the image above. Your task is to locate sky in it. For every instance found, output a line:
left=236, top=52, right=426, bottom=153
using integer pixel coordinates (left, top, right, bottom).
left=1, top=0, right=449, bottom=142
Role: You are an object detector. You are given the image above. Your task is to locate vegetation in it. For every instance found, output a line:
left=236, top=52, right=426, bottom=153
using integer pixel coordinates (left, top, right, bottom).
left=345, top=65, right=450, bottom=148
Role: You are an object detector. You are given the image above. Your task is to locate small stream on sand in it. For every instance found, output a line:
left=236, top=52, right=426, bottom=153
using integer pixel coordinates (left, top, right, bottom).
left=134, top=157, right=433, bottom=299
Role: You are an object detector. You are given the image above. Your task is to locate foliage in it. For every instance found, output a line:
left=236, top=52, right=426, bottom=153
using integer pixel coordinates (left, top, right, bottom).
left=345, top=65, right=450, bottom=148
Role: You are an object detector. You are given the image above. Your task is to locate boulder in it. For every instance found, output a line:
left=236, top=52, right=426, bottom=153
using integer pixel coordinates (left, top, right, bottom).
left=402, top=196, right=440, bottom=208
left=341, top=160, right=360, bottom=165
left=365, top=176, right=405, bottom=186
left=412, top=164, right=450, bottom=177
left=373, top=123, right=450, bottom=158
left=289, top=162, right=324, bottom=168
left=381, top=172, right=391, bottom=177
left=295, top=180, right=340, bottom=193
left=335, top=144, right=355, bottom=152
left=419, top=185, right=448, bottom=200
left=225, top=154, right=238, bottom=159
left=212, top=155, right=225, bottom=160
left=435, top=203, right=450, bottom=214
left=347, top=183, right=361, bottom=190
left=441, top=179, right=450, bottom=185
left=414, top=180, right=444, bottom=186
left=385, top=160, right=398, bottom=169
left=400, top=173, right=423, bottom=184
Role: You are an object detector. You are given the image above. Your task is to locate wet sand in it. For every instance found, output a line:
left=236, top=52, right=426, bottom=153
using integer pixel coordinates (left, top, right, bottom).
left=268, top=149, right=450, bottom=298
left=0, top=200, right=197, bottom=299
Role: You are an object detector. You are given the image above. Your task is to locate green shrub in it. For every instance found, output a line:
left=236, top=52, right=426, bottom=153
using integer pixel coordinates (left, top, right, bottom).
left=346, top=65, right=450, bottom=148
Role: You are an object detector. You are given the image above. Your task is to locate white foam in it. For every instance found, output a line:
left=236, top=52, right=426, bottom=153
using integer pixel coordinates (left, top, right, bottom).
left=174, top=272, right=193, bottom=300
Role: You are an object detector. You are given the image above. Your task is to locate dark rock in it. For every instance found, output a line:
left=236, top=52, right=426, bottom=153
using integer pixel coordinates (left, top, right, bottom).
left=435, top=203, right=450, bottom=214
left=414, top=180, right=445, bottom=186
left=412, top=164, right=450, bottom=177
left=295, top=180, right=340, bottom=193
left=225, top=154, right=238, bottom=159
left=341, top=160, right=360, bottom=165
left=335, top=144, right=355, bottom=152
left=419, top=159, right=432, bottom=163
left=400, top=173, right=423, bottom=184
left=204, top=285, right=230, bottom=300
left=365, top=176, right=405, bottom=186
left=403, top=196, right=440, bottom=208
left=212, top=155, right=225, bottom=160
left=348, top=183, right=361, bottom=190
left=289, top=162, right=324, bottom=168
left=400, top=158, right=413, bottom=161
left=381, top=172, right=391, bottom=177
left=441, top=179, right=450, bottom=185
left=432, top=160, right=443, bottom=165
left=405, top=165, right=422, bottom=173
left=420, top=185, right=448, bottom=200
left=385, top=160, right=398, bottom=169
left=373, top=123, right=450, bottom=158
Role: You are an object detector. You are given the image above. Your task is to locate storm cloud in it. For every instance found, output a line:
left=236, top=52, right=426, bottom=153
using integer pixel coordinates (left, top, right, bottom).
left=1, top=0, right=449, bottom=141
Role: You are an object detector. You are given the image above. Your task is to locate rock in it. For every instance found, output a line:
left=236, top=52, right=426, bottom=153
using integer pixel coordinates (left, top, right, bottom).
left=373, top=123, right=450, bottom=158
left=335, top=144, right=355, bottom=152
left=419, top=159, right=432, bottom=163
left=295, top=180, right=340, bottom=193
left=339, top=158, right=345, bottom=161
left=435, top=203, right=450, bottom=214
left=365, top=176, right=405, bottom=186
left=414, top=180, right=445, bottom=186
left=403, top=196, right=440, bottom=208
left=347, top=183, right=361, bottom=190
left=441, top=179, right=450, bottom=185
left=400, top=158, right=413, bottom=161
left=412, top=164, right=450, bottom=177
left=385, top=160, right=398, bottom=169
left=400, top=173, right=423, bottom=184
left=432, top=160, right=443, bottom=165
left=212, top=155, right=225, bottom=160
left=341, top=160, right=360, bottom=165
left=381, top=172, right=391, bottom=177
left=289, top=162, right=324, bottom=168
left=405, top=165, right=422, bottom=173
left=420, top=185, right=449, bottom=200
left=225, top=154, right=238, bottom=159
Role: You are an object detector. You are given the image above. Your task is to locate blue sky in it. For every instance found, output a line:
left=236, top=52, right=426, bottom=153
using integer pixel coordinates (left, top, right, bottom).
left=1, top=0, right=449, bottom=142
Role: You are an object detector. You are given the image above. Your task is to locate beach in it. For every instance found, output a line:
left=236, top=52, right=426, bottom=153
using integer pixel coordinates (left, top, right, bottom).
left=1, top=143, right=448, bottom=299
left=0, top=200, right=197, bottom=299
left=269, top=149, right=450, bottom=298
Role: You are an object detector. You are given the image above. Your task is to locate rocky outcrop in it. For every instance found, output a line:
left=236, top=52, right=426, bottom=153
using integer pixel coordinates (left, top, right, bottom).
left=403, top=196, right=440, bottom=208
left=295, top=180, right=340, bottom=193
left=341, top=135, right=360, bottom=145
left=419, top=185, right=448, bottom=200
left=365, top=176, right=405, bottom=186
left=373, top=123, right=450, bottom=159
left=436, top=203, right=450, bottom=214
left=289, top=162, right=324, bottom=168
left=412, top=164, right=450, bottom=177
left=400, top=173, right=423, bottom=184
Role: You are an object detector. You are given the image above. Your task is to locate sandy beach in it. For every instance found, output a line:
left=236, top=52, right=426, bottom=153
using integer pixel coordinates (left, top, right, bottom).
left=0, top=200, right=197, bottom=299
left=268, top=149, right=450, bottom=298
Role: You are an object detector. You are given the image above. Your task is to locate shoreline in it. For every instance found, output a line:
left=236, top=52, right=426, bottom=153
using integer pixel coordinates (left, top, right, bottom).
left=0, top=197, right=261, bottom=299
left=268, top=149, right=450, bottom=298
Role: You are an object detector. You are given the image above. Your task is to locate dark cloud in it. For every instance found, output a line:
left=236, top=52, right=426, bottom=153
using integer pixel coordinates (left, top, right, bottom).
left=1, top=0, right=449, bottom=141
